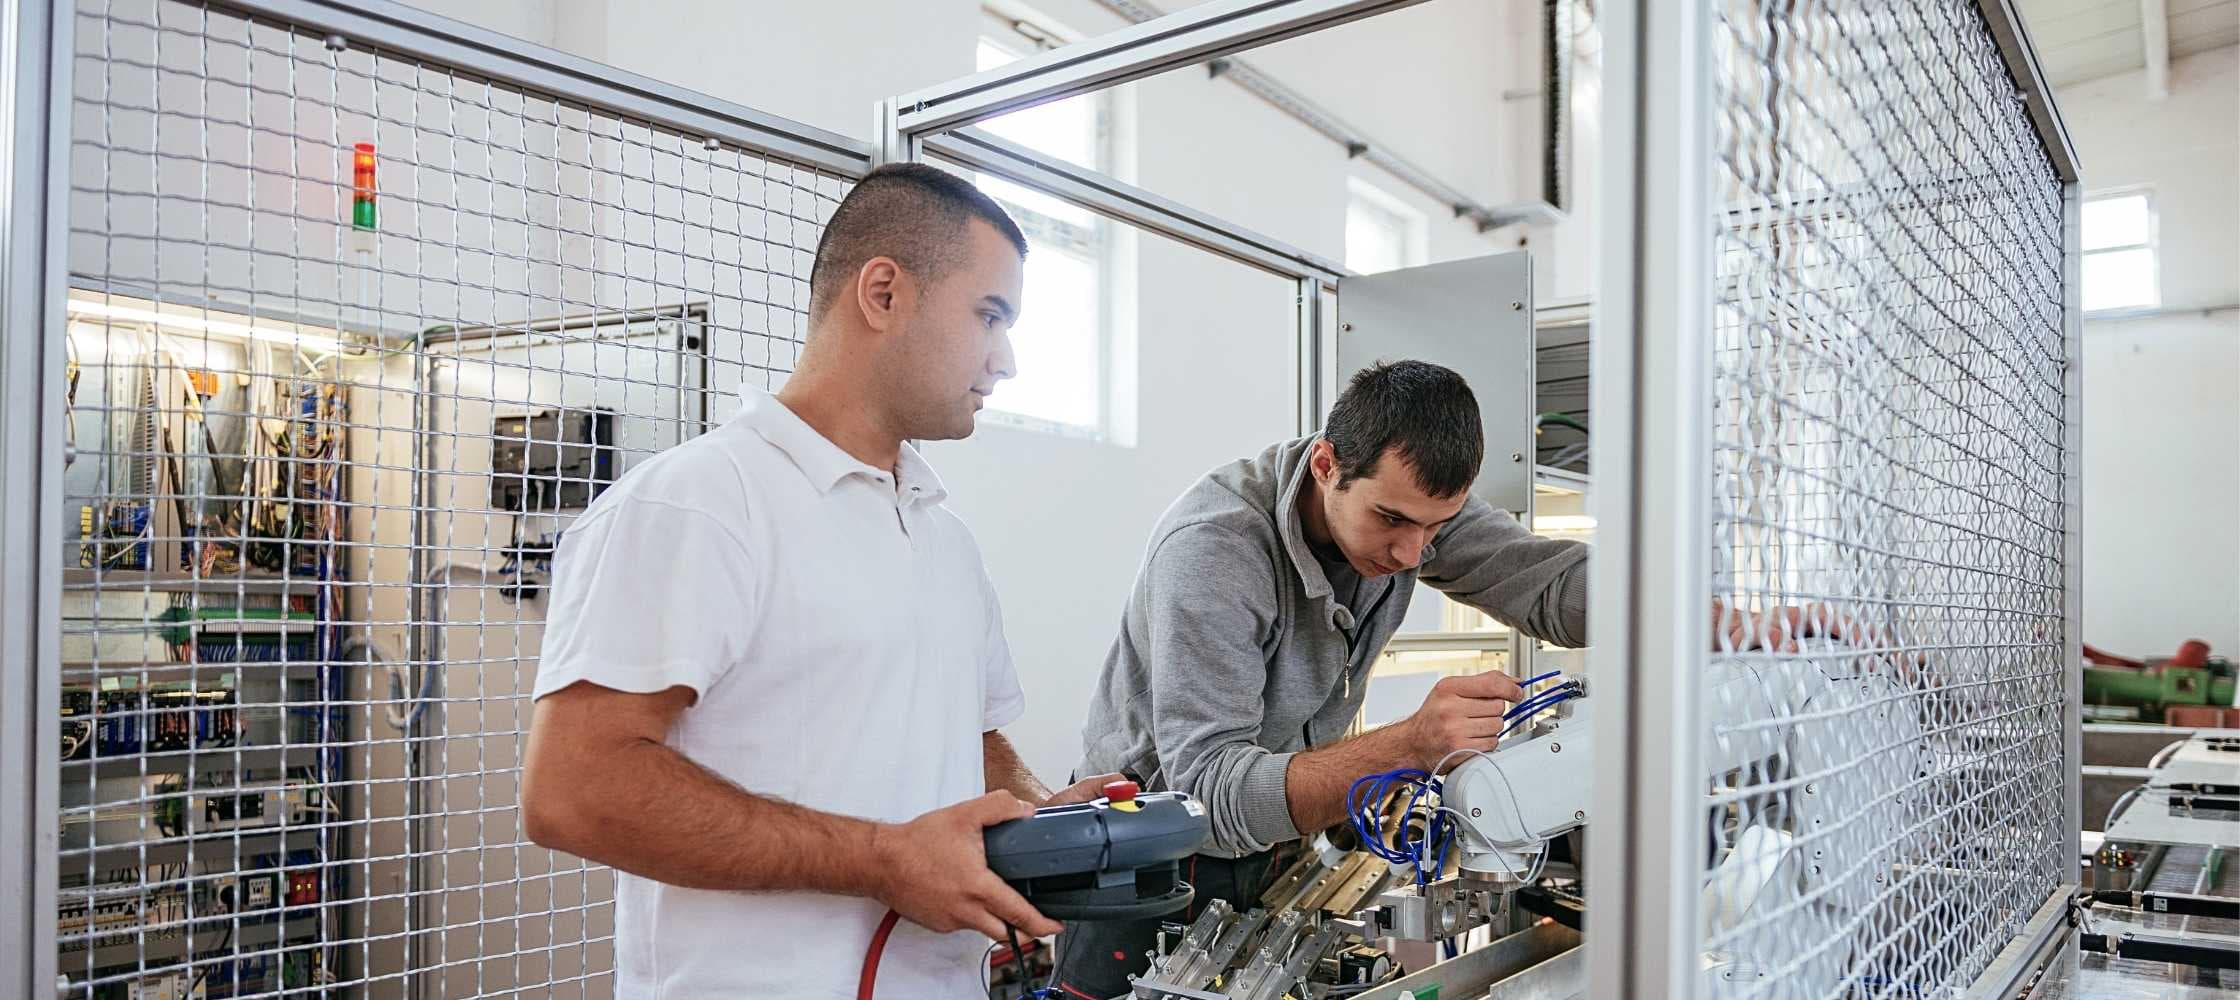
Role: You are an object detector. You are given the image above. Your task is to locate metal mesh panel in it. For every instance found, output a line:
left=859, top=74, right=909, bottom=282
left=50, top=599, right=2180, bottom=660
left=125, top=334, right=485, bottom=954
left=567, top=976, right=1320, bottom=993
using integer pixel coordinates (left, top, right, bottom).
left=56, top=1, right=845, bottom=996
left=1700, top=2, right=2068, bottom=996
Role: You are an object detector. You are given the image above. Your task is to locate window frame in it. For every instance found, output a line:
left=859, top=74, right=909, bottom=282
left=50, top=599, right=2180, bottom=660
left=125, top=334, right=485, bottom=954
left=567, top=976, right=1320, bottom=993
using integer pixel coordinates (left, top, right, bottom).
left=1344, top=176, right=1430, bottom=274
left=2081, top=186, right=2160, bottom=316
left=972, top=9, right=1121, bottom=441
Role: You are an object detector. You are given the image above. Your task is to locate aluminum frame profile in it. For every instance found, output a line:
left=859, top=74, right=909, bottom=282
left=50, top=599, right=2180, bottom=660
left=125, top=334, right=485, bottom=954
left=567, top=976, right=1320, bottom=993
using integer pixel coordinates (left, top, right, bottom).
left=1962, top=891, right=2080, bottom=999
left=886, top=0, right=1380, bottom=287
left=919, top=127, right=1343, bottom=432
left=1086, top=0, right=1558, bottom=233
left=1955, top=10, right=2089, bottom=998
left=210, top=0, right=875, bottom=177
left=2037, top=177, right=2088, bottom=994
left=1583, top=0, right=1714, bottom=995
left=923, top=129, right=1348, bottom=284
left=888, top=0, right=1407, bottom=431
left=892, top=0, right=1433, bottom=138
left=2, top=0, right=70, bottom=995
left=1977, top=0, right=2084, bottom=183
left=1293, top=277, right=1328, bottom=436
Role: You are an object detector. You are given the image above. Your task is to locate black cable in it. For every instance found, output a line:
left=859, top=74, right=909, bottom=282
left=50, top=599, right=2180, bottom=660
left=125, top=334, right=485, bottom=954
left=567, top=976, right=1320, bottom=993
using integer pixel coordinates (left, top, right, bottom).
left=1006, top=925, right=1037, bottom=1000
left=184, top=920, right=235, bottom=995
left=1043, top=928, right=1070, bottom=1000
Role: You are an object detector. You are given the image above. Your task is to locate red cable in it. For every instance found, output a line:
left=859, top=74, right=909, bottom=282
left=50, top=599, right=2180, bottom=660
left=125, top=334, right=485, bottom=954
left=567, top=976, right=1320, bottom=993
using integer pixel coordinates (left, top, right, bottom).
left=856, top=909, right=903, bottom=1000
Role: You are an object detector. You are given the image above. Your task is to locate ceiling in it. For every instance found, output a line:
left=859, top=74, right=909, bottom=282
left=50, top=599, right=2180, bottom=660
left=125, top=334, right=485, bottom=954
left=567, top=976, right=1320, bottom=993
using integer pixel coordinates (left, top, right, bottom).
left=2014, top=0, right=2240, bottom=86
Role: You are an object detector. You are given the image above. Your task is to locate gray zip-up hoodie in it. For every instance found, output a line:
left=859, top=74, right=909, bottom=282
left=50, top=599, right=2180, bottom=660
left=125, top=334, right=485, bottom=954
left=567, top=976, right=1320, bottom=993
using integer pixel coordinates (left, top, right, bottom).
left=1075, top=436, right=1589, bottom=857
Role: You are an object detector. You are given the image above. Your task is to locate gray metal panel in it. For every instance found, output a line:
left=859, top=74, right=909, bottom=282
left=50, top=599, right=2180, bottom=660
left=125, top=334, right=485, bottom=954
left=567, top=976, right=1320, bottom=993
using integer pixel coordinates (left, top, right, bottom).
left=2152, top=746, right=2240, bottom=789
left=2103, top=791, right=2239, bottom=848
left=210, top=0, right=874, bottom=176
left=1334, top=253, right=1535, bottom=514
left=2, top=0, right=68, bottom=994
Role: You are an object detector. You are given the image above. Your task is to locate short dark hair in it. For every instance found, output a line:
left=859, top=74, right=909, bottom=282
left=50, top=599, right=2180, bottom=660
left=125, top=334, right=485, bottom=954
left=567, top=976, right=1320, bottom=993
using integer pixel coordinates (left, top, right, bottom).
left=808, top=163, right=1029, bottom=320
left=1324, top=360, right=1483, bottom=498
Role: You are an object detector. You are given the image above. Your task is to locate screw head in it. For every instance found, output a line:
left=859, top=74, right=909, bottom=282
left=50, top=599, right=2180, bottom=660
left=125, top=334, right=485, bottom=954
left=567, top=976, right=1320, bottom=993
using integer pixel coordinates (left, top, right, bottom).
left=1341, top=322, right=1354, bottom=332
left=1575, top=810, right=1586, bottom=821
left=1510, top=301, right=1523, bottom=310
left=324, top=34, right=348, bottom=51
left=1550, top=742, right=1562, bottom=753
left=1470, top=807, right=1482, bottom=818
left=1510, top=452, right=1524, bottom=462
left=703, top=138, right=722, bottom=152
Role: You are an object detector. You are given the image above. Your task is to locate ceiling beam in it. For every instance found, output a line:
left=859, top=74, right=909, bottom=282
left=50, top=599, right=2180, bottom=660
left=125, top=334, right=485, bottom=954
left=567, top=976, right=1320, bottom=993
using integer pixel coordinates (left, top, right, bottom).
left=2142, top=0, right=2171, bottom=99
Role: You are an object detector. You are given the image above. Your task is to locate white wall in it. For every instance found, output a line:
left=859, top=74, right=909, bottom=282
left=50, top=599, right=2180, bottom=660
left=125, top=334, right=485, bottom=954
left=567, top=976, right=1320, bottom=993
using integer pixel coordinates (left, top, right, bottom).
left=2060, top=47, right=2240, bottom=657
left=416, top=0, right=1541, bottom=778
left=409, top=0, right=979, bottom=140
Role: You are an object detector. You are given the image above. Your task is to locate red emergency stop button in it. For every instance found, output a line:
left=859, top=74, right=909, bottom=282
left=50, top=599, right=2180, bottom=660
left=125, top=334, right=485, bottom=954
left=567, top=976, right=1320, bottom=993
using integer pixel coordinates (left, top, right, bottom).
left=1102, top=780, right=1139, bottom=803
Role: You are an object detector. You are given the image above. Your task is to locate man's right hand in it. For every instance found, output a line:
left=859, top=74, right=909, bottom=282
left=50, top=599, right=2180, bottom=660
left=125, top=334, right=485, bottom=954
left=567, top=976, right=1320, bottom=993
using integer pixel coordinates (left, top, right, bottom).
left=868, top=791, right=1064, bottom=941
left=1401, top=671, right=1525, bottom=770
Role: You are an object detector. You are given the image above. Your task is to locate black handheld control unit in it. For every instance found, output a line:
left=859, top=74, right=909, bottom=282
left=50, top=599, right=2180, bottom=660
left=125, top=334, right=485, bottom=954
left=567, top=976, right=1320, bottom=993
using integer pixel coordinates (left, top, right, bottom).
left=981, top=782, right=1209, bottom=920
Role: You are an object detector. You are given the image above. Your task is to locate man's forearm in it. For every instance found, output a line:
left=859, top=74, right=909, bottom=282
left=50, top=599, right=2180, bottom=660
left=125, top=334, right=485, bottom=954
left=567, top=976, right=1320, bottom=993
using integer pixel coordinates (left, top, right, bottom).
left=1280, top=724, right=1417, bottom=835
left=982, top=730, right=1053, bottom=804
left=529, top=736, right=888, bottom=897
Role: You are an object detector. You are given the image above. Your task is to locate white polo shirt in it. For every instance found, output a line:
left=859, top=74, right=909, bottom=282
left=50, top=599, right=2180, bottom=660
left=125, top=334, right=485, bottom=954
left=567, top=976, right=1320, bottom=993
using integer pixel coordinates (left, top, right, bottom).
left=534, top=390, right=1026, bottom=999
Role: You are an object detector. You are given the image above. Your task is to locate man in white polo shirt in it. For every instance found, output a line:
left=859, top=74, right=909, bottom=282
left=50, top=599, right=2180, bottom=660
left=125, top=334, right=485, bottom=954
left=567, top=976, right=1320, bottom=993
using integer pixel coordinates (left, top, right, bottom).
left=522, top=163, right=1113, bottom=998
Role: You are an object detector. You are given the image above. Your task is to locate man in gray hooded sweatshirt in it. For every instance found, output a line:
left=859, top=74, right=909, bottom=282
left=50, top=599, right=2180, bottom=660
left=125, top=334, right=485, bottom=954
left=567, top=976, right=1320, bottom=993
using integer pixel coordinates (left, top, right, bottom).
left=1052, top=359, right=1588, bottom=995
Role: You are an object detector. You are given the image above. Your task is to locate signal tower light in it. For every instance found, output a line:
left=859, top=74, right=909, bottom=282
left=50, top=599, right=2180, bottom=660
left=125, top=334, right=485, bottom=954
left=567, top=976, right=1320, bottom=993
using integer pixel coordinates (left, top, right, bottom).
left=352, top=142, right=377, bottom=231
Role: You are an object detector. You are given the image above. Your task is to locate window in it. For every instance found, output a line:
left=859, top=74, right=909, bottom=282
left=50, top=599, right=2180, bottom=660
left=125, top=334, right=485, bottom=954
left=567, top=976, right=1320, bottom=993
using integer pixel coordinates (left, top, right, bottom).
left=973, top=16, right=1116, bottom=436
left=2082, top=190, right=2158, bottom=314
left=1345, top=178, right=1427, bottom=274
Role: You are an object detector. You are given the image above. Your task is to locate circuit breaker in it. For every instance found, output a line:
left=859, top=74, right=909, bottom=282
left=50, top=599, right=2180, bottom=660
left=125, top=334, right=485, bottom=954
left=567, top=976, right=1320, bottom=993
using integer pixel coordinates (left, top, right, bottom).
left=490, top=408, right=616, bottom=511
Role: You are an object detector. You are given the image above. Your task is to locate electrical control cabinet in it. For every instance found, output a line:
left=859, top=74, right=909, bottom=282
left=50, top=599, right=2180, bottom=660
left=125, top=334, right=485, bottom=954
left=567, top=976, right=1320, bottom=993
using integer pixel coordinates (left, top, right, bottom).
left=490, top=408, right=616, bottom=511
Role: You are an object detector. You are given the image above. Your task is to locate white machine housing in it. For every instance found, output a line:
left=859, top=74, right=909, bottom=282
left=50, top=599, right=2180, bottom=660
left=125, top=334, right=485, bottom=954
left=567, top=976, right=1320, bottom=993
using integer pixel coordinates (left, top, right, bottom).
left=1443, top=702, right=1595, bottom=883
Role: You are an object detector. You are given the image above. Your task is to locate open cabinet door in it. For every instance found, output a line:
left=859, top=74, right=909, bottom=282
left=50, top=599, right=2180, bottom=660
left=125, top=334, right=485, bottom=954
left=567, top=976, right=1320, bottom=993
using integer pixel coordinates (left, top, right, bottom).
left=1336, top=251, right=1536, bottom=516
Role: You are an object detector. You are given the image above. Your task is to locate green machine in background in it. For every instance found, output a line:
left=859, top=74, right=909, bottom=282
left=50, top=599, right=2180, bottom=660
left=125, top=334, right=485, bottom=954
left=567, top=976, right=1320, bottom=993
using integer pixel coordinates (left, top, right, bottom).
left=2083, top=640, right=2237, bottom=723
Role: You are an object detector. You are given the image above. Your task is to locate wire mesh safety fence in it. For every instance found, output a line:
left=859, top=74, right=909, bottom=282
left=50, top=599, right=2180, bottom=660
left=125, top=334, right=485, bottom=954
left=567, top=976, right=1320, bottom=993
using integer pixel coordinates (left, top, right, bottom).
left=54, top=0, right=849, bottom=996
left=1700, top=1, right=2069, bottom=997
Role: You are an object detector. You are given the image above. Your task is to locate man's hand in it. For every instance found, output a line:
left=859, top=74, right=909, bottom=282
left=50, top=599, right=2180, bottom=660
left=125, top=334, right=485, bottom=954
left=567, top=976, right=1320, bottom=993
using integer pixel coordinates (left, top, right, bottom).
left=1711, top=599, right=1873, bottom=652
left=1041, top=773, right=1128, bottom=808
left=1710, top=599, right=1919, bottom=678
left=1399, top=671, right=1525, bottom=770
left=868, top=791, right=1063, bottom=941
